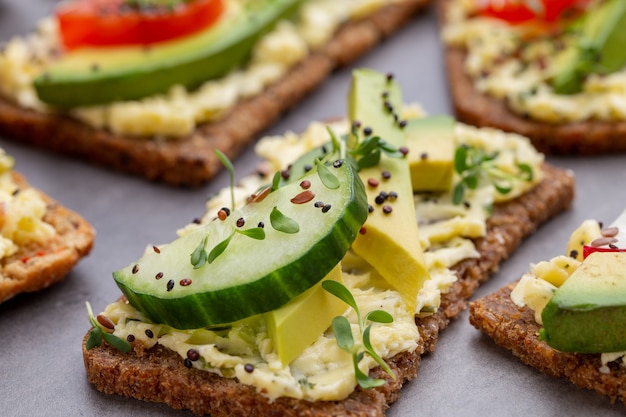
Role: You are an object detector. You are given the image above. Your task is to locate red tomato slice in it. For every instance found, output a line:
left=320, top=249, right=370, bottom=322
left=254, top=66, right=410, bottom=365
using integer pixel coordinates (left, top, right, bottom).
left=477, top=0, right=584, bottom=24
left=57, top=0, right=225, bottom=50
left=582, top=245, right=626, bottom=259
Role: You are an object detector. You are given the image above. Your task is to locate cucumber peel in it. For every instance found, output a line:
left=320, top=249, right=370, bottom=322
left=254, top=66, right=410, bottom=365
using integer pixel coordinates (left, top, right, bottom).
left=113, top=160, right=367, bottom=329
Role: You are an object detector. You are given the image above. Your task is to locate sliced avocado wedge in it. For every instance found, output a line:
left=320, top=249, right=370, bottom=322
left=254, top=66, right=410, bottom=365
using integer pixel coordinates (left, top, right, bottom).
left=551, top=0, right=626, bottom=94
left=405, top=115, right=455, bottom=192
left=348, top=69, right=431, bottom=313
left=113, top=160, right=367, bottom=329
left=34, top=0, right=303, bottom=107
left=541, top=251, right=626, bottom=353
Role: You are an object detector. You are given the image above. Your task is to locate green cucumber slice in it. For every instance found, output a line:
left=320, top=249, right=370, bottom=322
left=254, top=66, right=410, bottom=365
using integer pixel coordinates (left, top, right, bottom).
left=113, top=160, right=367, bottom=329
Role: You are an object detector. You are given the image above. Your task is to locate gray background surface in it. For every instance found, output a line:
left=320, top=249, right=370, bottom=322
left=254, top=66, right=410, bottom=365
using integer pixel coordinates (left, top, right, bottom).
left=1, top=1, right=625, bottom=416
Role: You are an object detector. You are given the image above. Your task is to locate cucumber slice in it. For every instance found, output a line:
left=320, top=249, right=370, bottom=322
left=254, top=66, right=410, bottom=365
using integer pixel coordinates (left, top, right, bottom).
left=113, top=160, right=367, bottom=329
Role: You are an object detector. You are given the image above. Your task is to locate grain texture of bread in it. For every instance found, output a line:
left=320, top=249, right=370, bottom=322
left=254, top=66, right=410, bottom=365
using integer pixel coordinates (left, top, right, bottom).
left=0, top=173, right=94, bottom=303
left=438, top=0, right=626, bottom=155
left=469, top=281, right=626, bottom=405
left=82, top=163, right=575, bottom=417
left=0, top=0, right=430, bottom=187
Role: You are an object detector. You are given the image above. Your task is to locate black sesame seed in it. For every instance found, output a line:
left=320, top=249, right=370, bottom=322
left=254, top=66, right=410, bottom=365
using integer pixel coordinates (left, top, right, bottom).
left=303, top=164, right=312, bottom=173
left=399, top=120, right=407, bottom=128
left=145, top=329, right=154, bottom=338
left=184, top=358, right=193, bottom=369
left=187, top=349, right=200, bottom=361
left=132, top=264, right=139, bottom=274
left=368, top=204, right=374, bottom=213
left=569, top=249, right=578, bottom=259
left=463, top=201, right=471, bottom=209
left=258, top=221, right=265, bottom=228
left=363, top=127, right=373, bottom=136
left=322, top=204, right=332, bottom=213
left=379, top=191, right=388, bottom=200
left=388, top=191, right=398, bottom=200
left=609, top=244, right=619, bottom=249
left=221, top=207, right=231, bottom=216
left=244, top=363, right=255, bottom=373
left=382, top=171, right=391, bottom=180
left=386, top=73, right=394, bottom=81
left=332, top=159, right=343, bottom=168
left=236, top=217, right=245, bottom=227
left=126, top=334, right=135, bottom=343
left=375, top=195, right=386, bottom=205
left=420, top=152, right=428, bottom=160
left=314, top=201, right=324, bottom=208
left=167, top=279, right=175, bottom=291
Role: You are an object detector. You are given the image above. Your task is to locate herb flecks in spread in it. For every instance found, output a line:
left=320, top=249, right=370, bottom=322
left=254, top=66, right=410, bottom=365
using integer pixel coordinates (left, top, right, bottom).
left=442, top=0, right=626, bottom=123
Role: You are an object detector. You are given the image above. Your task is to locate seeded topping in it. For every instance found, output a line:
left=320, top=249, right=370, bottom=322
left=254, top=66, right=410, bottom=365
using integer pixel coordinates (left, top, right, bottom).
left=236, top=217, right=245, bottom=227
left=281, top=169, right=290, bottom=180
left=155, top=272, right=164, bottom=280
left=332, top=160, right=343, bottom=168
left=368, top=204, right=374, bottom=213
left=180, top=278, right=192, bottom=287
left=257, top=221, right=265, bottom=228
left=321, top=204, right=332, bottom=213
left=132, top=264, right=139, bottom=274
left=300, top=180, right=311, bottom=190
left=375, top=195, right=385, bottom=205
left=145, top=329, right=154, bottom=338
left=126, top=334, right=135, bottom=343
left=314, top=201, right=324, bottom=208
left=388, top=191, right=398, bottom=200
left=569, top=249, right=579, bottom=259
left=97, top=314, right=115, bottom=330
left=359, top=226, right=367, bottom=235
left=187, top=349, right=200, bottom=361
left=420, top=152, right=428, bottom=160
left=590, top=237, right=618, bottom=247
left=381, top=171, right=391, bottom=180
left=166, top=279, right=175, bottom=291
left=399, top=120, right=407, bottom=128
left=217, top=209, right=229, bottom=221
left=398, top=146, right=409, bottom=156
left=303, top=164, right=312, bottom=173
left=382, top=205, right=393, bottom=214
left=244, top=363, right=255, bottom=373
left=363, top=127, right=373, bottom=136
left=152, top=245, right=161, bottom=254
left=601, top=226, right=619, bottom=238
left=291, top=190, right=315, bottom=204
left=184, top=358, right=193, bottom=369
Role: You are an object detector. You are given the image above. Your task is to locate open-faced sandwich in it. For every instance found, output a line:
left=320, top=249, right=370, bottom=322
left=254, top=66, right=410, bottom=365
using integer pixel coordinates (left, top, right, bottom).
left=439, top=0, right=626, bottom=154
left=0, top=149, right=94, bottom=304
left=0, top=0, right=432, bottom=187
left=82, top=69, right=574, bottom=416
left=470, top=209, right=626, bottom=405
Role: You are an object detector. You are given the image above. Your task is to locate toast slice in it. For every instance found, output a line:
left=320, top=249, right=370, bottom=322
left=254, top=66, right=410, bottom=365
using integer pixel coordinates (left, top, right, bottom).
left=469, top=281, right=626, bottom=405
left=0, top=0, right=430, bottom=187
left=82, top=163, right=574, bottom=416
left=0, top=172, right=94, bottom=303
left=437, top=0, right=626, bottom=155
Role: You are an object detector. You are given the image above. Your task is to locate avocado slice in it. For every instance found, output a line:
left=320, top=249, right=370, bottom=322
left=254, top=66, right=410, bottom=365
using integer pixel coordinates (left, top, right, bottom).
left=113, top=159, right=367, bottom=329
left=541, top=251, right=626, bottom=353
left=34, top=0, right=303, bottom=107
left=348, top=69, right=431, bottom=313
left=551, top=0, right=626, bottom=94
left=405, top=115, right=455, bottom=192
left=264, top=263, right=347, bottom=366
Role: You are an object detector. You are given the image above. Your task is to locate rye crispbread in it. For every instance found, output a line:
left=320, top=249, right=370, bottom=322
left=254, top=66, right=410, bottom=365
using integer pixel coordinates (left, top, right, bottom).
left=469, top=282, right=626, bottom=405
left=0, top=172, right=94, bottom=304
left=0, top=0, right=430, bottom=187
left=82, top=163, right=574, bottom=416
left=438, top=0, right=626, bottom=155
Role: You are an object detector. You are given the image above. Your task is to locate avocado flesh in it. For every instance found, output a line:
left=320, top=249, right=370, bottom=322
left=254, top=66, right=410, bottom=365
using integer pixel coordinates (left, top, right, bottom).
left=34, top=0, right=303, bottom=107
left=551, top=0, right=626, bottom=94
left=113, top=160, right=367, bottom=329
left=541, top=251, right=626, bottom=353
left=264, top=264, right=347, bottom=366
left=348, top=69, right=431, bottom=313
left=405, top=115, right=455, bottom=192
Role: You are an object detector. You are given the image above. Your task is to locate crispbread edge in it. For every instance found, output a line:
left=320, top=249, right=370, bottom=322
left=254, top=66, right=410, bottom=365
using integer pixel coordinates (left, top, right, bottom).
left=0, top=172, right=95, bottom=303
left=437, top=0, right=626, bottom=155
left=82, top=163, right=574, bottom=417
left=469, top=282, right=626, bottom=405
left=0, top=0, right=430, bottom=187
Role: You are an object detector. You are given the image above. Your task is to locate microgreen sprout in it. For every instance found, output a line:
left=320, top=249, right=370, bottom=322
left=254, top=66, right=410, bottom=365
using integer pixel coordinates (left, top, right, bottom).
left=192, top=226, right=266, bottom=267
left=315, top=158, right=340, bottom=189
left=85, top=302, right=131, bottom=352
left=452, top=145, right=533, bottom=205
left=214, top=149, right=236, bottom=212
left=270, top=206, right=300, bottom=234
left=322, top=280, right=396, bottom=389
